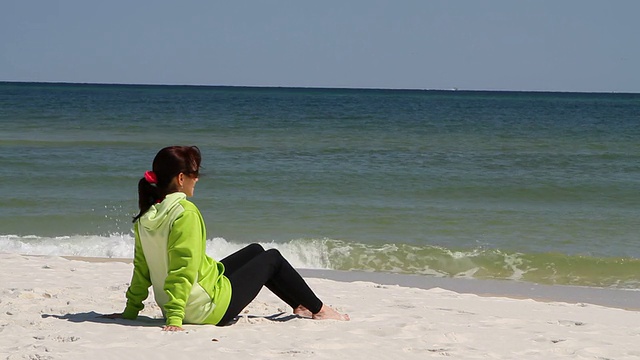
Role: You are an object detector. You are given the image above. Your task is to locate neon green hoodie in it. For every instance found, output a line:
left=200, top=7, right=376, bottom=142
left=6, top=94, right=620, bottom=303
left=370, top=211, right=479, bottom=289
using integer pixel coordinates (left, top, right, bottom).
left=122, top=192, right=231, bottom=327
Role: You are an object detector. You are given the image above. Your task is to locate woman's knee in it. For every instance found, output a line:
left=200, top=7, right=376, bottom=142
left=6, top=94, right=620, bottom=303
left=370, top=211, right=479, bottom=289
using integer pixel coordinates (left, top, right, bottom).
left=265, top=248, right=282, bottom=258
left=264, top=248, right=287, bottom=267
left=246, top=243, right=265, bottom=253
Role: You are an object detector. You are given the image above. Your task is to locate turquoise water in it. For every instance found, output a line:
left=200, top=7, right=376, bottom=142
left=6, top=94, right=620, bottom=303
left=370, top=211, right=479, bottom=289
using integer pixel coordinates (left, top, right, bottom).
left=1, top=82, right=639, bottom=288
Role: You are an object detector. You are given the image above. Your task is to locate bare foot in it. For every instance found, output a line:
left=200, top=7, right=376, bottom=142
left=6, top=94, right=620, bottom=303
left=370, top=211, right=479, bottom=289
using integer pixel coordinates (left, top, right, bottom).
left=293, top=305, right=313, bottom=318
left=312, top=305, right=350, bottom=321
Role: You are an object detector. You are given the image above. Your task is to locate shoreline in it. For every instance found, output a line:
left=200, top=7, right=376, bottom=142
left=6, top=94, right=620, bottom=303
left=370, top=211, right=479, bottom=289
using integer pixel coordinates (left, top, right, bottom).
left=298, top=268, right=640, bottom=311
left=60, top=255, right=640, bottom=311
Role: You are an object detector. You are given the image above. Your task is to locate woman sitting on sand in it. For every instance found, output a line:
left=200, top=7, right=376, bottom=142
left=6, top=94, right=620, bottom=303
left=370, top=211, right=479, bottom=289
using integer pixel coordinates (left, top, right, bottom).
left=104, top=146, right=349, bottom=331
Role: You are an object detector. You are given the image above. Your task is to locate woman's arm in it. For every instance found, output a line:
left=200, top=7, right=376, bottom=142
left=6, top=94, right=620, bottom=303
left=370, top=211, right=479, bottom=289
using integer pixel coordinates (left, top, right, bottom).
left=122, top=223, right=152, bottom=319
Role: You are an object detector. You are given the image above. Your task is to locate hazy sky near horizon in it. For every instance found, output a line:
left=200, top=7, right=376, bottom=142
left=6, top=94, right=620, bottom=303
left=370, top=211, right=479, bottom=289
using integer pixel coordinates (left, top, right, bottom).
left=1, top=1, right=638, bottom=92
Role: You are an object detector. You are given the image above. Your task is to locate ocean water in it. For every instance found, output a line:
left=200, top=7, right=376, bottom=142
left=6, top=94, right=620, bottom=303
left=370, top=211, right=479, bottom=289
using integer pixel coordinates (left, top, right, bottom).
left=1, top=82, right=639, bottom=289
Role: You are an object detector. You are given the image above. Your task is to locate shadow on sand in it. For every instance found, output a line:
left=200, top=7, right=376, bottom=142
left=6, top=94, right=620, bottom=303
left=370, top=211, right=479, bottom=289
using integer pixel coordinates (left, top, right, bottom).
left=42, top=311, right=163, bottom=327
left=42, top=311, right=302, bottom=327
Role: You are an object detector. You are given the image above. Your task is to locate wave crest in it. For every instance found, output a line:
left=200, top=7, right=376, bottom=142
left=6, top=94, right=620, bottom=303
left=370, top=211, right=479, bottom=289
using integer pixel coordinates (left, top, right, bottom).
left=2, top=234, right=639, bottom=289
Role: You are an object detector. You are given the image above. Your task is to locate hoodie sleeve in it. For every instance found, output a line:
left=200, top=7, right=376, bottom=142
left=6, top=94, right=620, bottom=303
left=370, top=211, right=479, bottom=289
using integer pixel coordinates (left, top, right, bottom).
left=122, top=223, right=152, bottom=319
left=163, top=209, right=204, bottom=327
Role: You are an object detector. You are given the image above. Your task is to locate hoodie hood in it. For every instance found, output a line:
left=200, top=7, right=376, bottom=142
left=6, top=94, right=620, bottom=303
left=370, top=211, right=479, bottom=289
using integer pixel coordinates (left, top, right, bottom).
left=139, top=192, right=187, bottom=231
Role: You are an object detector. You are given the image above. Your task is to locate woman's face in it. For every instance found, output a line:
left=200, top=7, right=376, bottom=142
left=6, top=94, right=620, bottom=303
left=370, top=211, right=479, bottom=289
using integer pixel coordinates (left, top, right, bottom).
left=181, top=173, right=199, bottom=197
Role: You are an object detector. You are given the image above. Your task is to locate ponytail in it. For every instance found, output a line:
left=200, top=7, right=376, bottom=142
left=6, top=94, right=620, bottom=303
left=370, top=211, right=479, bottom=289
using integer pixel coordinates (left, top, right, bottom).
left=133, top=177, right=161, bottom=222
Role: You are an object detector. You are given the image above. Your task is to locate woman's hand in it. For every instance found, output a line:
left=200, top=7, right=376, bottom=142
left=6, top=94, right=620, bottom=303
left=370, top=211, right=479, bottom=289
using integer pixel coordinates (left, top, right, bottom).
left=100, top=313, right=123, bottom=319
left=162, top=325, right=184, bottom=332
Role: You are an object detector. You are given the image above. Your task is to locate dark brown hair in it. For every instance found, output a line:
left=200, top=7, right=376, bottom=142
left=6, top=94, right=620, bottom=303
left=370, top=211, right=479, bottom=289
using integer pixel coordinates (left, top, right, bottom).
left=133, top=146, right=201, bottom=222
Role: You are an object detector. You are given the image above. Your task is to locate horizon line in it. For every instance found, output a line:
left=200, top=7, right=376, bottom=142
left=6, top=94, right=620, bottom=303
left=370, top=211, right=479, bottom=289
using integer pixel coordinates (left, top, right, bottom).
left=1, top=80, right=637, bottom=95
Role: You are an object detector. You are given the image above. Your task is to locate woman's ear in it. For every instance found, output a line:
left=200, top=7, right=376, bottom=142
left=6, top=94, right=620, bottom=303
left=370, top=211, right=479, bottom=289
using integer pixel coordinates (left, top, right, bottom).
left=177, top=173, right=185, bottom=187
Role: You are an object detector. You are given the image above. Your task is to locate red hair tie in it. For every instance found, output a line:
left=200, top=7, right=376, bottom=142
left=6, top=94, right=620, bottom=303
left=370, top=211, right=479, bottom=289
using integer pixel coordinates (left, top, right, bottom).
left=144, top=171, right=158, bottom=185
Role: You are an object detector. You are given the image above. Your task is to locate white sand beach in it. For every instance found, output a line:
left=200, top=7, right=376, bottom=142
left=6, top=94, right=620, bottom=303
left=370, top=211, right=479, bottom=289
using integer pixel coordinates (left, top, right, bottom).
left=1, top=252, right=639, bottom=359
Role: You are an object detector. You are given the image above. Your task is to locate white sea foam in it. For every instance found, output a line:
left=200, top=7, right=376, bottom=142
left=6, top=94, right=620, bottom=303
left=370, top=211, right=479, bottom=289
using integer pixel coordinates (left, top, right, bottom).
left=0, top=234, right=332, bottom=270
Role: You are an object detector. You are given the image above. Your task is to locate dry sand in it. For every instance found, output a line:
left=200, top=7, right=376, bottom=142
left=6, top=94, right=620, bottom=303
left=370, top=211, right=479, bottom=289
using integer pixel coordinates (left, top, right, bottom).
left=1, top=252, right=639, bottom=359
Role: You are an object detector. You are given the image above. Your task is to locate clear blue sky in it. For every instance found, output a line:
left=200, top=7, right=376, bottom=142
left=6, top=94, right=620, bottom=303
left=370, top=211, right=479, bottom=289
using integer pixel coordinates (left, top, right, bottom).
left=1, top=1, right=638, bottom=92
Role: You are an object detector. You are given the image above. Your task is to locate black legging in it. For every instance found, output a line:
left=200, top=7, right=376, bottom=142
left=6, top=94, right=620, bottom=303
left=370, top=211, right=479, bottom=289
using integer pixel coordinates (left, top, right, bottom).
left=216, top=243, right=323, bottom=326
